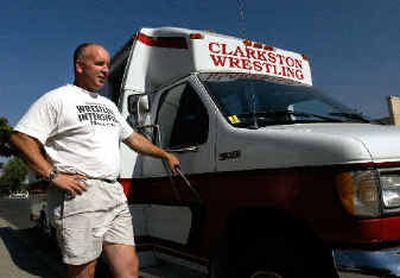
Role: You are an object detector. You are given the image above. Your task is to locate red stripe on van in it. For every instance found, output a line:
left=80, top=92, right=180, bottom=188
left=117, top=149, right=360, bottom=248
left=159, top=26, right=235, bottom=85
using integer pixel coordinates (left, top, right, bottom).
left=127, top=165, right=400, bottom=249
left=119, top=178, right=132, bottom=197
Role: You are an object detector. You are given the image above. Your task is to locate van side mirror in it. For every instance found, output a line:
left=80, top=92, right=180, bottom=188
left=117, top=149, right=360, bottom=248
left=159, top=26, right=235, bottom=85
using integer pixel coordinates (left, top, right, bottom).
left=127, top=94, right=158, bottom=143
left=127, top=94, right=149, bottom=127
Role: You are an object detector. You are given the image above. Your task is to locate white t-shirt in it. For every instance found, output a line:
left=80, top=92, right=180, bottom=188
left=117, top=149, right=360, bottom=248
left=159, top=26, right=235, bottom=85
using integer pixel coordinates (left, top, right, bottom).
left=15, top=84, right=134, bottom=180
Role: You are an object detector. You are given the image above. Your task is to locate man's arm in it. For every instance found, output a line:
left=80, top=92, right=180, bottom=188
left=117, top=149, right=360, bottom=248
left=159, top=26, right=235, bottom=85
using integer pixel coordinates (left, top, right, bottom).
left=123, top=132, right=180, bottom=175
left=10, top=132, right=87, bottom=196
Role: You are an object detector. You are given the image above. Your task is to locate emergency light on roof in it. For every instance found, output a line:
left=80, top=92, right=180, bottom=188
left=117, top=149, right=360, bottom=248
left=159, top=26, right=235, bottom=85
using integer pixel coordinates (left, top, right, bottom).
left=302, top=53, right=309, bottom=61
left=190, top=33, right=204, bottom=40
left=136, top=32, right=188, bottom=49
left=243, top=39, right=274, bottom=51
left=243, top=40, right=252, bottom=47
left=264, top=45, right=274, bottom=51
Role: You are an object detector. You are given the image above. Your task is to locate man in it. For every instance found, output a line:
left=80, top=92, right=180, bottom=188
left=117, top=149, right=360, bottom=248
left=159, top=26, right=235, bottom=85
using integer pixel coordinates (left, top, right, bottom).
left=11, top=43, right=180, bottom=278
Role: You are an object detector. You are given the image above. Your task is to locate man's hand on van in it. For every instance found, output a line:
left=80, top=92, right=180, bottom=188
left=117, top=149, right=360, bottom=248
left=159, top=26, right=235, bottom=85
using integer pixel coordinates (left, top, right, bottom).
left=124, top=132, right=180, bottom=175
left=164, top=152, right=180, bottom=176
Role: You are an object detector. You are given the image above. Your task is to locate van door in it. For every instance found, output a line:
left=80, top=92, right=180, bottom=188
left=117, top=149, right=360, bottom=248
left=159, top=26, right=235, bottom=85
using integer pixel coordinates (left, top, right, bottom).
left=137, top=78, right=216, bottom=177
left=157, top=80, right=215, bottom=172
left=131, top=78, right=215, bottom=248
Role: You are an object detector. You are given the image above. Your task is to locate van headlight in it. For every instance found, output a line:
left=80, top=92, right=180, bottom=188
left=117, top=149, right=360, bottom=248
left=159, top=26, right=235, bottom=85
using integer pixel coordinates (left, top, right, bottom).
left=336, top=170, right=381, bottom=217
left=381, top=175, right=400, bottom=209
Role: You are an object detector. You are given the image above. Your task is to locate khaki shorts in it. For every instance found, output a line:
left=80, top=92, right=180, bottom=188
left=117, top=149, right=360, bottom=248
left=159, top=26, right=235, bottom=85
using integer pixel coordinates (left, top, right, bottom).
left=48, top=179, right=135, bottom=265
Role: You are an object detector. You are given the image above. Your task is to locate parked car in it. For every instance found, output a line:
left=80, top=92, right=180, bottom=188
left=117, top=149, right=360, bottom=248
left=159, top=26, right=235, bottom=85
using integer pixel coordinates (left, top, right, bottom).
left=9, top=190, right=29, bottom=199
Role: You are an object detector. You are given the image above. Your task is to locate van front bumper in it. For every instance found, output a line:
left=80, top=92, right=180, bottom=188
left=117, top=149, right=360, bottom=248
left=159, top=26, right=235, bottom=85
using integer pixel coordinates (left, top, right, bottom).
left=334, top=247, right=400, bottom=276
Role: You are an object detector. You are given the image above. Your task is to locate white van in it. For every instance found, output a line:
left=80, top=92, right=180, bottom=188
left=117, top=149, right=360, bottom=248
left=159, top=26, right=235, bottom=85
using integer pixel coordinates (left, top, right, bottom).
left=103, top=27, right=400, bottom=277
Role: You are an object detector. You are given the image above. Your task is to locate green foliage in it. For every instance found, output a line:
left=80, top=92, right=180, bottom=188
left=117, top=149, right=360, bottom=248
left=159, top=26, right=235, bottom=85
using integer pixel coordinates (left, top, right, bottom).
left=0, top=117, right=15, bottom=157
left=0, top=157, right=30, bottom=195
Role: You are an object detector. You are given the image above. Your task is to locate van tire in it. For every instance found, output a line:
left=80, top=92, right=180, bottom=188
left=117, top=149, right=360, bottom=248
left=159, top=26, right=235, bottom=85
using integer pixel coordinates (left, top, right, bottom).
left=209, top=235, right=296, bottom=278
left=209, top=234, right=337, bottom=278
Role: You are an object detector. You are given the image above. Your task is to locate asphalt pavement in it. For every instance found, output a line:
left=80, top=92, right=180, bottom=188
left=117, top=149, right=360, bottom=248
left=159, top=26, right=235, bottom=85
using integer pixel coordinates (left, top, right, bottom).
left=0, top=197, right=381, bottom=278
left=0, top=215, right=64, bottom=277
left=0, top=197, right=64, bottom=277
left=0, top=219, right=39, bottom=278
left=0, top=197, right=203, bottom=278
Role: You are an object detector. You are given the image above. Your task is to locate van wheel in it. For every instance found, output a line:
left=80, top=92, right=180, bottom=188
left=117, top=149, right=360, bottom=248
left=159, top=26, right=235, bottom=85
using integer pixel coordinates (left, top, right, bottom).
left=209, top=233, right=337, bottom=278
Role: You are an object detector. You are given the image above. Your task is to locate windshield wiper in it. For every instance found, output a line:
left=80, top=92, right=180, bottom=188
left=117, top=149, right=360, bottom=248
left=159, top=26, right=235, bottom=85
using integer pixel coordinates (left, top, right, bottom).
left=263, top=110, right=345, bottom=122
left=236, top=110, right=345, bottom=128
left=289, top=111, right=344, bottom=122
left=329, top=112, right=370, bottom=123
left=238, top=110, right=344, bottom=125
left=236, top=111, right=289, bottom=128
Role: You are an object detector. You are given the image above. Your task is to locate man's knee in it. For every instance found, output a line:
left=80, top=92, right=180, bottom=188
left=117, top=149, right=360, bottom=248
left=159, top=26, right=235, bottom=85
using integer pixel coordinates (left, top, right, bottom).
left=66, top=260, right=97, bottom=278
left=131, top=253, right=139, bottom=276
left=104, top=244, right=139, bottom=278
left=123, top=252, right=139, bottom=277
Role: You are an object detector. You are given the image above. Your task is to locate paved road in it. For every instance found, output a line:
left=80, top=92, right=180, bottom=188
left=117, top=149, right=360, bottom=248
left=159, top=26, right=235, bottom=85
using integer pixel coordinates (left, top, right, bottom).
left=0, top=198, right=34, bottom=229
left=0, top=219, right=63, bottom=277
left=0, top=197, right=381, bottom=278
left=0, top=197, right=205, bottom=278
left=0, top=197, right=64, bottom=277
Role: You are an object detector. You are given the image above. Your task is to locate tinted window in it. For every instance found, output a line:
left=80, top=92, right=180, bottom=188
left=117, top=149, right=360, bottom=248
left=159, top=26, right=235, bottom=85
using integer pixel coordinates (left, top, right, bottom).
left=201, top=74, right=368, bottom=128
left=157, top=84, right=209, bottom=149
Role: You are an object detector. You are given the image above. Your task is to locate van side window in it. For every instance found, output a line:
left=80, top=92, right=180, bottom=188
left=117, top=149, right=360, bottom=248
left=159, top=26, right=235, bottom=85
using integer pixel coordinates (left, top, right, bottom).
left=157, top=83, right=209, bottom=149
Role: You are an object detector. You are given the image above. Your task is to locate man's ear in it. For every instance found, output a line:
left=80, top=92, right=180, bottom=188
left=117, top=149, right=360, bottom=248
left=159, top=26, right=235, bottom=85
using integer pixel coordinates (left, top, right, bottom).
left=75, top=59, right=84, bottom=74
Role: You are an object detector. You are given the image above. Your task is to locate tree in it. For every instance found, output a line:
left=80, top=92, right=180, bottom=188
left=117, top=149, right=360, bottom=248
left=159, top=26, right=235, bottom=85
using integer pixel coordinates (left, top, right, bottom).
left=0, top=117, right=15, bottom=157
left=0, top=156, right=29, bottom=195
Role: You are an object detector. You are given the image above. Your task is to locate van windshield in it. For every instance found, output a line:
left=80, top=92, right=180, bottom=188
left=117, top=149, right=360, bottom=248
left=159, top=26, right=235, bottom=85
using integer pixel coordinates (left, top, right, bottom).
left=200, top=73, right=369, bottom=128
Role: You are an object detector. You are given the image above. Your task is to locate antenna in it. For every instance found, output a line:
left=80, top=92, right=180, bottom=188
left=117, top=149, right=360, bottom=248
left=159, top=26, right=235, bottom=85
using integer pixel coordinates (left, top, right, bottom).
left=237, top=0, right=247, bottom=38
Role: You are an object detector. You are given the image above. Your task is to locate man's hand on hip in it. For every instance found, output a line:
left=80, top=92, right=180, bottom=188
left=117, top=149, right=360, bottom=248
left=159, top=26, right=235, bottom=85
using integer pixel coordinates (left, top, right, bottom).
left=52, top=173, right=88, bottom=197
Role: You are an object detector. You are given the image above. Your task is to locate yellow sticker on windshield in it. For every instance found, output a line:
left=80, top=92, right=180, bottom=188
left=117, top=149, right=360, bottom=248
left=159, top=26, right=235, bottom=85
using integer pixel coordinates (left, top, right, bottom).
left=228, top=115, right=240, bottom=124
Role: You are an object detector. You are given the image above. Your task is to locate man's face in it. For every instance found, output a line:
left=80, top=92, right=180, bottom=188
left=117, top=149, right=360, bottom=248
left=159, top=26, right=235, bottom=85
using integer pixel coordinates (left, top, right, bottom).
left=75, top=45, right=110, bottom=92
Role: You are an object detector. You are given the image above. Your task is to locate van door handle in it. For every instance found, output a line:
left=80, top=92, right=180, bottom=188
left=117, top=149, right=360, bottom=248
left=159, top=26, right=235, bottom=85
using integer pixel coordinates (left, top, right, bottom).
left=168, top=146, right=199, bottom=153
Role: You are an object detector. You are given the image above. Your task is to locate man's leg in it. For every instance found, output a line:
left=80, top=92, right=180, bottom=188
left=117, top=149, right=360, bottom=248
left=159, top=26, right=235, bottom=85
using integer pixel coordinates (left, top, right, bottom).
left=103, top=243, right=139, bottom=278
left=66, top=260, right=97, bottom=278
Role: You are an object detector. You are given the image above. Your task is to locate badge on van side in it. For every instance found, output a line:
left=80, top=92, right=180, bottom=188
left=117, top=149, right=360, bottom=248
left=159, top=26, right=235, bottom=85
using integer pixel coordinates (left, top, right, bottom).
left=219, top=150, right=241, bottom=161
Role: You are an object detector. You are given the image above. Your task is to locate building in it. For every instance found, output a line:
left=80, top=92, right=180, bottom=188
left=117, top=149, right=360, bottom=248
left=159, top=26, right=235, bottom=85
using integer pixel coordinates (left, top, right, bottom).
left=387, top=96, right=400, bottom=126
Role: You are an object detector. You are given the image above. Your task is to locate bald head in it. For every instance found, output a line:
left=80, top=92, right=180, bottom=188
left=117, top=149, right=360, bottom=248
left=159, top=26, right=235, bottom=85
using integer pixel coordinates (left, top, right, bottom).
left=73, top=43, right=110, bottom=92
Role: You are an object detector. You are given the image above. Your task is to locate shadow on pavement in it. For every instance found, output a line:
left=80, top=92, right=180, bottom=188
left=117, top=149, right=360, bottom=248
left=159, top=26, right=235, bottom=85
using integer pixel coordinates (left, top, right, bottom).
left=0, top=225, right=115, bottom=278
left=0, top=226, right=64, bottom=278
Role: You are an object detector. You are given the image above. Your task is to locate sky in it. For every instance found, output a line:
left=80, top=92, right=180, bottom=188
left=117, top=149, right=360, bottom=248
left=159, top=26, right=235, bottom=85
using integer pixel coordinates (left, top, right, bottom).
left=1, top=0, right=400, bottom=128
